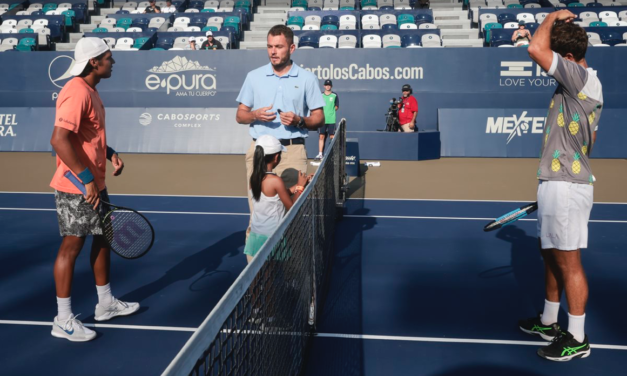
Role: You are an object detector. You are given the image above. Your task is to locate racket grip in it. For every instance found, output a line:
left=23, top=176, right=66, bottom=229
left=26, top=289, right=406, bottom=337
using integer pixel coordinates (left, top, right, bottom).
left=64, top=171, right=88, bottom=196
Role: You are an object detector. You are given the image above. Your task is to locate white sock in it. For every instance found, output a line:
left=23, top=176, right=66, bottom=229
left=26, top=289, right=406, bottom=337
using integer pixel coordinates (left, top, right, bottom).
left=568, top=313, right=586, bottom=343
left=96, top=283, right=114, bottom=307
left=541, top=299, right=560, bottom=325
left=56, top=297, right=72, bottom=321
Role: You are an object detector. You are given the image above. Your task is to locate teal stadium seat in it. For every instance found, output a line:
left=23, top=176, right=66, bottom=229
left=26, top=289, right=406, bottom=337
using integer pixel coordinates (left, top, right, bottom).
left=287, top=15, right=305, bottom=28
left=202, top=26, right=219, bottom=32
left=397, top=14, right=415, bottom=26
left=291, top=0, right=307, bottom=8
left=340, top=6, right=355, bottom=10
left=568, top=2, right=584, bottom=6
left=201, top=8, right=215, bottom=12
left=43, top=3, right=58, bottom=13
left=116, top=18, right=133, bottom=30
left=361, top=0, right=377, bottom=8
left=589, top=21, right=607, bottom=27
left=93, top=27, right=109, bottom=33
left=321, top=24, right=338, bottom=30
left=62, top=10, right=75, bottom=27
left=151, top=47, right=165, bottom=50
left=133, top=37, right=150, bottom=48
left=484, top=22, right=502, bottom=43
left=17, top=37, right=36, bottom=51
left=19, top=28, right=35, bottom=33
left=507, top=4, right=522, bottom=8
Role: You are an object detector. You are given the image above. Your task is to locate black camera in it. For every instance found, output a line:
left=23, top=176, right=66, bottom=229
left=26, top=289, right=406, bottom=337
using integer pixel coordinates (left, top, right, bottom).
left=382, top=97, right=403, bottom=132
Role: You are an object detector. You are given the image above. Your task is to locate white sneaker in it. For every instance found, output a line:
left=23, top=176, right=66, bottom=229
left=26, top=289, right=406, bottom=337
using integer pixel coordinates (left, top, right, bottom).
left=51, top=314, right=96, bottom=342
left=315, top=153, right=323, bottom=161
left=94, top=298, right=140, bottom=322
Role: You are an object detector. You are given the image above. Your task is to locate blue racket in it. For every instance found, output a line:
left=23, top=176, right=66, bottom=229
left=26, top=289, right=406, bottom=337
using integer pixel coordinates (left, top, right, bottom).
left=483, top=202, right=538, bottom=232
left=64, top=171, right=155, bottom=259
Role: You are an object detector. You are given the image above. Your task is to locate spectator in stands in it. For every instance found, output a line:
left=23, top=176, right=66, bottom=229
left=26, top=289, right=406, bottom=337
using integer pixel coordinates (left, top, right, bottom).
left=161, top=0, right=177, bottom=13
left=398, top=84, right=418, bottom=132
left=236, top=25, right=325, bottom=241
left=415, top=0, right=430, bottom=9
left=315, top=79, right=339, bottom=160
left=201, top=31, right=224, bottom=50
left=186, top=37, right=198, bottom=50
left=521, top=9, right=602, bottom=362
left=512, top=21, right=532, bottom=47
left=143, top=0, right=161, bottom=13
left=49, top=38, right=139, bottom=343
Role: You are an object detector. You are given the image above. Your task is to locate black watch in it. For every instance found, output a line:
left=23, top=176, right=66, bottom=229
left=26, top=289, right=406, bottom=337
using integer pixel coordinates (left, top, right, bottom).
left=297, top=116, right=306, bottom=129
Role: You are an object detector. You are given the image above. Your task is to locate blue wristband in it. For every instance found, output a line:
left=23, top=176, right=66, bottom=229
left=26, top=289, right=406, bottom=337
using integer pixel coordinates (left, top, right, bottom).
left=77, top=168, right=94, bottom=185
left=106, top=146, right=117, bottom=161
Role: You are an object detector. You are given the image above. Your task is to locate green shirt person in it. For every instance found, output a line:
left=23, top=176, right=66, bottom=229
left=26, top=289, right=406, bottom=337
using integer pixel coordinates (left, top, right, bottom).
left=316, top=80, right=339, bottom=160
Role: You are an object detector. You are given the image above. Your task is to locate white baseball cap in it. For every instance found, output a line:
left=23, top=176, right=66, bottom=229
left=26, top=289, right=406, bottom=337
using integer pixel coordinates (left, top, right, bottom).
left=205, top=30, right=213, bottom=36
left=189, top=36, right=196, bottom=42
left=70, top=37, right=110, bottom=76
left=255, top=135, right=287, bottom=155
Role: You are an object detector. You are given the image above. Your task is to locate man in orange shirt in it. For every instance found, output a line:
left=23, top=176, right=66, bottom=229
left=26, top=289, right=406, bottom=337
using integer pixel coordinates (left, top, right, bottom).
left=49, top=38, right=139, bottom=342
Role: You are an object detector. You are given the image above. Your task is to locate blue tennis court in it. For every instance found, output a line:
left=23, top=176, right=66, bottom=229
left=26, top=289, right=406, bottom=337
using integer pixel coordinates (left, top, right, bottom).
left=1, top=193, right=626, bottom=375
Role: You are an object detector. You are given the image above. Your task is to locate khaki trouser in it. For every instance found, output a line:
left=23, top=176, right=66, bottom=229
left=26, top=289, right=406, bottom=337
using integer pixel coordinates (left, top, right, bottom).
left=398, top=123, right=414, bottom=132
left=245, top=141, right=308, bottom=239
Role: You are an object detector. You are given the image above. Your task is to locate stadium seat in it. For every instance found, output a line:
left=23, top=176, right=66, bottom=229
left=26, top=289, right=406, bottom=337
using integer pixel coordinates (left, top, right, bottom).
left=0, top=25, right=16, bottom=33
left=93, top=27, right=109, bottom=33
left=362, top=14, right=379, bottom=28
left=589, top=21, right=607, bottom=27
left=102, top=37, right=116, bottom=47
left=132, top=17, right=150, bottom=30
left=321, top=24, right=338, bottom=30
left=419, top=23, right=437, bottom=29
left=382, top=33, right=401, bottom=47
left=400, top=23, right=417, bottom=29
left=292, top=0, right=308, bottom=8
left=319, top=34, right=338, bottom=48
left=507, top=3, right=522, bottom=8
left=302, top=24, right=320, bottom=30
left=201, top=8, right=216, bottom=12
left=115, top=37, right=134, bottom=50
left=19, top=28, right=34, bottom=33
left=484, top=22, right=502, bottom=43
left=116, top=10, right=130, bottom=14
left=380, top=14, right=397, bottom=26
left=338, top=34, right=357, bottom=48
left=415, top=13, right=433, bottom=25
left=400, top=33, right=421, bottom=47
left=480, top=13, right=497, bottom=29
left=599, top=11, right=618, bottom=21
left=362, top=34, right=382, bottom=48
left=288, top=15, right=305, bottom=28
left=288, top=24, right=301, bottom=30
left=148, top=17, right=166, bottom=28
left=422, top=33, right=441, bottom=47
left=122, top=2, right=138, bottom=11
left=174, top=16, right=191, bottom=28
left=361, top=0, right=378, bottom=9
left=503, top=22, right=518, bottom=28
left=61, top=10, right=75, bottom=27
left=568, top=2, right=584, bottom=6
left=619, top=10, right=627, bottom=20
left=536, top=12, right=549, bottom=24
left=321, top=15, right=340, bottom=28
left=497, top=13, right=516, bottom=25
left=127, top=27, right=143, bottom=32
left=203, top=25, right=219, bottom=32
left=324, top=0, right=340, bottom=10
left=308, top=0, right=323, bottom=9
left=602, top=30, right=623, bottom=46
left=382, top=23, right=398, bottom=31
left=587, top=32, right=602, bottom=45
left=586, top=2, right=602, bottom=6
left=42, top=3, right=57, bottom=13
left=397, top=13, right=414, bottom=26
left=394, top=0, right=411, bottom=9
left=188, top=16, right=206, bottom=29
left=17, top=37, right=36, bottom=51
left=516, top=13, right=534, bottom=23
left=167, top=27, right=183, bottom=33
left=524, top=2, right=541, bottom=7
left=298, top=34, right=318, bottom=48
left=116, top=18, right=133, bottom=30
left=491, top=32, right=512, bottom=47
left=156, top=36, right=174, bottom=49
left=36, top=27, right=51, bottom=47
left=133, top=37, right=150, bottom=48
left=378, top=0, right=394, bottom=7
left=305, top=15, right=322, bottom=28
left=339, top=15, right=356, bottom=29
left=184, top=26, right=201, bottom=31
left=207, top=16, right=223, bottom=29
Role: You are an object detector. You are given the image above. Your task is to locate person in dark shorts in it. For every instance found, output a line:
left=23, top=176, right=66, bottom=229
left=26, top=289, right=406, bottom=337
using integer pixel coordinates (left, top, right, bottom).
left=315, top=79, right=339, bottom=161
left=49, top=38, right=139, bottom=342
left=518, top=10, right=603, bottom=361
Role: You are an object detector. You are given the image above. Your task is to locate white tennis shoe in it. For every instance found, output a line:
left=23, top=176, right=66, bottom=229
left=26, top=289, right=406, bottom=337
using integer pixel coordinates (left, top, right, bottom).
left=51, top=314, right=96, bottom=342
left=94, top=298, right=140, bottom=322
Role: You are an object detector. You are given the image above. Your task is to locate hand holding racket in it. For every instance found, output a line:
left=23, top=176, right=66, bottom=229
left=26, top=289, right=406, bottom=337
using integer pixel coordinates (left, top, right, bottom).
left=64, top=171, right=155, bottom=259
left=483, top=202, right=538, bottom=232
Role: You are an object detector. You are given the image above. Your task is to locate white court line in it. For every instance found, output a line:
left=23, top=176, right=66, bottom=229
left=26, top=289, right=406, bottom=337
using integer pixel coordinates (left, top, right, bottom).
left=0, top=208, right=248, bottom=216
left=345, top=215, right=627, bottom=224
left=2, top=320, right=625, bottom=351
left=0, top=191, right=248, bottom=198
left=1, top=192, right=625, bottom=205
left=315, top=333, right=627, bottom=351
left=0, top=320, right=196, bottom=332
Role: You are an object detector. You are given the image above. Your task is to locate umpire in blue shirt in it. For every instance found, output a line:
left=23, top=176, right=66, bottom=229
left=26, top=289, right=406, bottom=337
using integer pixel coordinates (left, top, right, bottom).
left=236, top=25, right=325, bottom=239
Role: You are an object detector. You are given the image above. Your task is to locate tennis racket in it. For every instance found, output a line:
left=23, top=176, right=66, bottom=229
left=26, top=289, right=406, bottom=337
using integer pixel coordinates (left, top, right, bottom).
left=483, top=202, right=538, bottom=232
left=64, top=171, right=155, bottom=259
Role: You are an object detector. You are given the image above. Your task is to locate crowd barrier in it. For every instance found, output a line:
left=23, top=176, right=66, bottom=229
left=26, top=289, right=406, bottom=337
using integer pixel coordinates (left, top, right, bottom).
left=1, top=48, right=626, bottom=158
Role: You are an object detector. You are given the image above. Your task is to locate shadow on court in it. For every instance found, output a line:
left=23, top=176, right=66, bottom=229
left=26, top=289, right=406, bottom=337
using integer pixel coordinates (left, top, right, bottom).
left=116, top=231, right=244, bottom=310
left=306, top=201, right=377, bottom=376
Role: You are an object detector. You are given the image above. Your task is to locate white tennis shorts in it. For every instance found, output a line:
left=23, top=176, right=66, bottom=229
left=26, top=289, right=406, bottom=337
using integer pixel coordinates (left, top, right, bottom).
left=537, top=180, right=593, bottom=251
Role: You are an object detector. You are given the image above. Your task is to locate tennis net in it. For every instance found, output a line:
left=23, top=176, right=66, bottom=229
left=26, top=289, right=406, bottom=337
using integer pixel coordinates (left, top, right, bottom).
left=163, top=119, right=347, bottom=376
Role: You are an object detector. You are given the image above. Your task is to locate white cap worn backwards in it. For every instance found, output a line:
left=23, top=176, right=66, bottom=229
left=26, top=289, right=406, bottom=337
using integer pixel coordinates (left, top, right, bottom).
left=71, top=37, right=110, bottom=76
